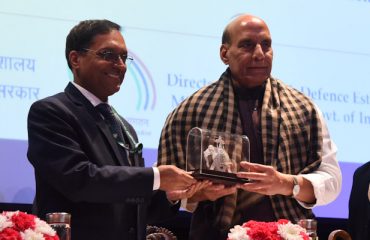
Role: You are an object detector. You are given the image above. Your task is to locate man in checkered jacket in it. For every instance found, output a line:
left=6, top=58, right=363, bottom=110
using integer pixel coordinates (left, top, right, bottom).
left=157, top=14, right=341, bottom=240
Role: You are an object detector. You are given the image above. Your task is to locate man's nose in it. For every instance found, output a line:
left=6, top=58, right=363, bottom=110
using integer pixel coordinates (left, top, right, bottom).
left=114, top=58, right=127, bottom=71
left=253, top=44, right=265, bottom=60
left=112, top=64, right=126, bottom=77
left=115, top=56, right=127, bottom=66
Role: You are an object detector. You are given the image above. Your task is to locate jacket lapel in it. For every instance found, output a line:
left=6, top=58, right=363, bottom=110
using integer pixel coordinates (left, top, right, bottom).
left=64, top=83, right=129, bottom=166
left=96, top=121, right=130, bottom=166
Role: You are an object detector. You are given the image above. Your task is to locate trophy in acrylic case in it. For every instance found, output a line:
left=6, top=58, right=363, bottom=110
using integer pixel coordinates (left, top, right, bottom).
left=186, top=127, right=250, bottom=185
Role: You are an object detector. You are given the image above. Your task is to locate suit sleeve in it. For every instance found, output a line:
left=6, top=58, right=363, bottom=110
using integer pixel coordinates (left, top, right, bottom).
left=146, top=191, right=180, bottom=224
left=27, top=99, right=154, bottom=203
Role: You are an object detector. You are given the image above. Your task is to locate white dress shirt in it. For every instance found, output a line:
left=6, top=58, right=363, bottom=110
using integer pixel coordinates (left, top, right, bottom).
left=298, top=105, right=342, bottom=208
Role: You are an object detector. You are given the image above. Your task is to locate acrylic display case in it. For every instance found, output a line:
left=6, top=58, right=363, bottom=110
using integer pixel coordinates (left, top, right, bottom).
left=186, top=127, right=250, bottom=185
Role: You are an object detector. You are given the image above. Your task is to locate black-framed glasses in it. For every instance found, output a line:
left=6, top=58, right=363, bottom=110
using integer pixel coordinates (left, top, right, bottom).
left=82, top=48, right=133, bottom=65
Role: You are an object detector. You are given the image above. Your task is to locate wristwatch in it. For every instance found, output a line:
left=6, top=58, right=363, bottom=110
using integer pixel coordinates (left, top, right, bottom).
left=292, top=176, right=300, bottom=197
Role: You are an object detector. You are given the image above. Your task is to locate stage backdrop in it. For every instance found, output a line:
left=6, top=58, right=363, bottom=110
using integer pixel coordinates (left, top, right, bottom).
left=1, top=0, right=370, bottom=219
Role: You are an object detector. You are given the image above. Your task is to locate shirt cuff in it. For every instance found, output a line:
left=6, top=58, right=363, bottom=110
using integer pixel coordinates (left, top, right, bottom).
left=168, top=199, right=180, bottom=205
left=180, top=198, right=198, bottom=212
left=152, top=167, right=160, bottom=190
left=296, top=174, right=324, bottom=208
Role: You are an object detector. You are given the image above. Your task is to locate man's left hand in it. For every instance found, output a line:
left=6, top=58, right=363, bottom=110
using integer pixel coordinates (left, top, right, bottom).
left=236, top=161, right=293, bottom=196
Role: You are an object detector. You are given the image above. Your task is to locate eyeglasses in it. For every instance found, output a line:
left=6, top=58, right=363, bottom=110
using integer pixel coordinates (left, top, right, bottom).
left=82, top=48, right=133, bottom=65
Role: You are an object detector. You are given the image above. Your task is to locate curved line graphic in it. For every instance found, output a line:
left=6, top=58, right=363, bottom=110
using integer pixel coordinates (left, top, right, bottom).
left=131, top=61, right=149, bottom=110
left=129, top=51, right=157, bottom=110
left=127, top=63, right=142, bottom=110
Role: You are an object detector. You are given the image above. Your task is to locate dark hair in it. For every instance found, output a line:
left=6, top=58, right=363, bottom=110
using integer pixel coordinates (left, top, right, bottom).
left=65, top=19, right=121, bottom=69
left=221, top=27, right=231, bottom=45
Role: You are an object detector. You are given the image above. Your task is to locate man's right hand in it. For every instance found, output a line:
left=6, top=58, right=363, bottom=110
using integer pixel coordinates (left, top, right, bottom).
left=166, top=180, right=212, bottom=201
left=158, top=165, right=196, bottom=192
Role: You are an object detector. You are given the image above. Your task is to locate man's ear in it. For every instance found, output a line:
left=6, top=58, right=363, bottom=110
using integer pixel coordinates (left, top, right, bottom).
left=69, top=50, right=80, bottom=69
left=220, top=44, right=229, bottom=65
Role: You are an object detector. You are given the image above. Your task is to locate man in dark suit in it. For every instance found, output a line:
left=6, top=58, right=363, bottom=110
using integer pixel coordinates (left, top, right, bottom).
left=27, top=19, right=196, bottom=240
left=348, top=161, right=370, bottom=240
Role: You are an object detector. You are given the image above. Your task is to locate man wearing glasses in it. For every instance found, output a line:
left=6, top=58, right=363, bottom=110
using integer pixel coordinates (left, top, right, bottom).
left=27, top=19, right=196, bottom=240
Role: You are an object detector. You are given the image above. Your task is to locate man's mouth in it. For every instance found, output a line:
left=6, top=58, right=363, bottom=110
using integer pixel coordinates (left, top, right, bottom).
left=107, top=72, right=121, bottom=78
left=106, top=71, right=126, bottom=83
left=248, top=66, right=269, bottom=72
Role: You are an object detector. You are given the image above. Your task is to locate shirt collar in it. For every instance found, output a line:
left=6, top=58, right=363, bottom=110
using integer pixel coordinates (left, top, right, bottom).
left=71, top=82, right=106, bottom=106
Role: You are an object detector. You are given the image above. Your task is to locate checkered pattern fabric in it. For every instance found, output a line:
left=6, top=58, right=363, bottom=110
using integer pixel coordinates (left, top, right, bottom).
left=158, top=69, right=323, bottom=236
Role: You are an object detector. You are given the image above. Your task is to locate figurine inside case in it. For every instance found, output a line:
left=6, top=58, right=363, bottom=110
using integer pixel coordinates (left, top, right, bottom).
left=186, top=127, right=250, bottom=186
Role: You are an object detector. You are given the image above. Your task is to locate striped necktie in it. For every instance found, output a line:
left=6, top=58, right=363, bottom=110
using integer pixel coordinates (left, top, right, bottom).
left=95, top=103, right=125, bottom=144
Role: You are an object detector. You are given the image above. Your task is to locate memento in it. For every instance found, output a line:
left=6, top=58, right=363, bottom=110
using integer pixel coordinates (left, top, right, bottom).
left=186, top=127, right=250, bottom=185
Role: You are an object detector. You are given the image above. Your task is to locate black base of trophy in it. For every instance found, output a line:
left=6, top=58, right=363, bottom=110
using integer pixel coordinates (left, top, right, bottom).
left=191, top=169, right=249, bottom=186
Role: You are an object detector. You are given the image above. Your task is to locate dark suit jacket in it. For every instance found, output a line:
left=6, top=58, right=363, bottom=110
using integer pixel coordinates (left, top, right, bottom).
left=348, top=161, right=370, bottom=240
left=27, top=83, right=177, bottom=240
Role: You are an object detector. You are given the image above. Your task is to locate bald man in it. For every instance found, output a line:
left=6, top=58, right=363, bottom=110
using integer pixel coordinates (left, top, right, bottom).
left=157, top=14, right=341, bottom=240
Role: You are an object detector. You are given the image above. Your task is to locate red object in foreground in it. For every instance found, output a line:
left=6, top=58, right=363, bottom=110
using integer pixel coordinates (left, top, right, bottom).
left=228, top=219, right=309, bottom=240
left=0, top=211, right=59, bottom=240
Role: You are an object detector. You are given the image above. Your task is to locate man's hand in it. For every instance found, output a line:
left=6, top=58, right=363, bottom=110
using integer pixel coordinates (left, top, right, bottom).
left=188, top=183, right=237, bottom=203
left=236, top=161, right=316, bottom=203
left=158, top=165, right=196, bottom=192
left=166, top=180, right=212, bottom=201
left=236, top=161, right=292, bottom=196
